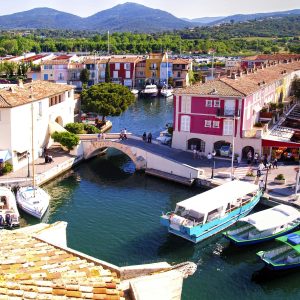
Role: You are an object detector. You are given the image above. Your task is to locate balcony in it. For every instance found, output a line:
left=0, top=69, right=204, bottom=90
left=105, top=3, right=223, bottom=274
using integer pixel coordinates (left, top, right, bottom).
left=173, top=65, right=188, bottom=71
left=242, top=119, right=273, bottom=138
left=216, top=108, right=238, bottom=117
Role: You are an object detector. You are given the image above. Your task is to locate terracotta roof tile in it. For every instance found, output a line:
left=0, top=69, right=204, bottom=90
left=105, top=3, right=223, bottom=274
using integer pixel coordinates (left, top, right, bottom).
left=220, top=60, right=300, bottom=95
left=41, top=60, right=69, bottom=65
left=242, top=54, right=300, bottom=61
left=109, top=56, right=140, bottom=63
left=0, top=81, right=73, bottom=108
left=0, top=230, right=124, bottom=300
left=175, top=80, right=245, bottom=97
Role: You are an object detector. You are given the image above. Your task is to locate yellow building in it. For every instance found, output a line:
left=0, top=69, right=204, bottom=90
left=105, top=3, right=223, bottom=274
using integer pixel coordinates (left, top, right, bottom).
left=145, top=52, right=166, bottom=83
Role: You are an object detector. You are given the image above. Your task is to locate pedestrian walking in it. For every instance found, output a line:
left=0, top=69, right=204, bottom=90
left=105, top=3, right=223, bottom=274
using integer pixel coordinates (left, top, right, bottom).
left=247, top=151, right=252, bottom=165
left=259, top=179, right=265, bottom=191
left=257, top=162, right=264, bottom=177
left=142, top=132, right=147, bottom=142
left=193, top=149, right=197, bottom=159
left=254, top=153, right=259, bottom=165
left=207, top=152, right=212, bottom=161
left=272, top=158, right=278, bottom=169
left=147, top=132, right=152, bottom=143
left=263, top=154, right=268, bottom=168
left=123, top=128, right=127, bottom=140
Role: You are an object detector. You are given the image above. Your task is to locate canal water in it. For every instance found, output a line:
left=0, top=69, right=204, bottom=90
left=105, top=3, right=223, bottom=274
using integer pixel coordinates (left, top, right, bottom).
left=23, top=97, right=300, bottom=299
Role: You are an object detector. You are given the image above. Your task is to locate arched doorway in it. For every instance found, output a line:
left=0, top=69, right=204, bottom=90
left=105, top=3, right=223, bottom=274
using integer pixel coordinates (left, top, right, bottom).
left=187, top=138, right=205, bottom=152
left=242, top=146, right=254, bottom=160
left=55, top=116, right=63, bottom=126
left=214, top=140, right=231, bottom=156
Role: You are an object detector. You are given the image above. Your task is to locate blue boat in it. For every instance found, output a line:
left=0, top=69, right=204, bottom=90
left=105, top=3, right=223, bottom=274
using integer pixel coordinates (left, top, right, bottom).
left=160, top=181, right=262, bottom=243
left=257, top=231, right=300, bottom=270
left=223, top=205, right=300, bottom=246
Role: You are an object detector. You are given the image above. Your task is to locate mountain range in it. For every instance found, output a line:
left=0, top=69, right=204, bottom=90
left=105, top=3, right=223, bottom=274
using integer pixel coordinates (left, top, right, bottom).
left=0, top=3, right=299, bottom=32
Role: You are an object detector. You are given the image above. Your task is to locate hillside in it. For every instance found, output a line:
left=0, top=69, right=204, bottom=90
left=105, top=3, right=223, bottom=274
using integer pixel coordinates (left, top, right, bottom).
left=0, top=3, right=191, bottom=32
left=0, top=8, right=85, bottom=30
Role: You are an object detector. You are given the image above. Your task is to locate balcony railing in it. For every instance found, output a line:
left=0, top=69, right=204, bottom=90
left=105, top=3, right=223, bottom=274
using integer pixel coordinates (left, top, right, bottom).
left=216, top=108, right=239, bottom=117
left=173, top=65, right=188, bottom=70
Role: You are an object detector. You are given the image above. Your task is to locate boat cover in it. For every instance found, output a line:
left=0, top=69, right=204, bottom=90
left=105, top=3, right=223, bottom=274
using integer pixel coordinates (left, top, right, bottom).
left=240, top=204, right=300, bottom=231
left=176, top=181, right=258, bottom=215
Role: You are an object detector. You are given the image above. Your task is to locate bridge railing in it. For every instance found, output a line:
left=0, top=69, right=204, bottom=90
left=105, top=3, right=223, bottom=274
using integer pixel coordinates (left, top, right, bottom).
left=79, top=133, right=133, bottom=140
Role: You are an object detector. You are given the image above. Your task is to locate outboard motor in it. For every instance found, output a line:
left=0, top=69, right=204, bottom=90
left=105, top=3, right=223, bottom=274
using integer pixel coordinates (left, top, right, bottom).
left=5, top=213, right=12, bottom=227
left=0, top=215, right=4, bottom=228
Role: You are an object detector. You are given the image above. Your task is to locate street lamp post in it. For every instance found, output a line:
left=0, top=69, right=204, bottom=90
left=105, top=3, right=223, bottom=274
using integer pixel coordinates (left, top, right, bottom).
left=27, top=151, right=30, bottom=178
left=211, top=150, right=216, bottom=179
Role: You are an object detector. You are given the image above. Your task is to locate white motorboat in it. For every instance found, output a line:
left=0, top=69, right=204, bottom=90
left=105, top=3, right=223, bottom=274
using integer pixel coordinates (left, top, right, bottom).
left=0, top=186, right=20, bottom=228
left=16, top=186, right=50, bottom=219
left=140, top=84, right=158, bottom=97
left=131, top=88, right=139, bottom=95
left=161, top=86, right=173, bottom=98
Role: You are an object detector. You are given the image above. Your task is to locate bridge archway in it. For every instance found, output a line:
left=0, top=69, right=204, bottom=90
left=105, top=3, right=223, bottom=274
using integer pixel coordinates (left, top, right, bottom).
left=82, top=140, right=146, bottom=170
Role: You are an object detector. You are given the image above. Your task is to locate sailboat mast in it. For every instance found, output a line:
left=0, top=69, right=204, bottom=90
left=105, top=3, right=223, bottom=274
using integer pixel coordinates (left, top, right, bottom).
left=30, top=89, right=36, bottom=194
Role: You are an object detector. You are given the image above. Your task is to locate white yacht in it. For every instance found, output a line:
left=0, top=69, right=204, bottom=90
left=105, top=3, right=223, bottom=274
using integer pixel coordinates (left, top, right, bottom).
left=140, top=84, right=158, bottom=97
left=0, top=186, right=20, bottom=228
left=16, top=186, right=50, bottom=219
left=161, top=86, right=173, bottom=98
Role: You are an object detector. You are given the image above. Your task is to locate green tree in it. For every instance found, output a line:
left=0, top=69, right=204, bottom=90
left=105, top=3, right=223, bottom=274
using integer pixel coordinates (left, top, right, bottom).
left=81, top=83, right=135, bottom=121
left=105, top=62, right=111, bottom=83
left=65, top=122, right=85, bottom=134
left=80, top=69, right=90, bottom=86
left=51, top=131, right=79, bottom=151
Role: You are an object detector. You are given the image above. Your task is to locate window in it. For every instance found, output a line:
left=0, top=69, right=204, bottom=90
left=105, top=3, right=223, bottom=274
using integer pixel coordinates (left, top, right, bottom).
left=0, top=110, right=1, bottom=121
left=177, top=72, right=181, bottom=78
left=214, top=100, right=220, bottom=107
left=115, top=63, right=120, bottom=70
left=113, top=71, right=118, bottom=78
left=181, top=96, right=191, bottom=113
left=206, top=100, right=212, bottom=107
left=223, top=119, right=233, bottom=135
left=68, top=91, right=71, bottom=98
left=125, top=63, right=131, bottom=70
left=126, top=71, right=130, bottom=79
left=213, top=121, right=220, bottom=128
left=100, top=71, right=105, bottom=78
left=205, top=120, right=212, bottom=127
left=38, top=102, right=42, bottom=117
left=181, top=115, right=190, bottom=132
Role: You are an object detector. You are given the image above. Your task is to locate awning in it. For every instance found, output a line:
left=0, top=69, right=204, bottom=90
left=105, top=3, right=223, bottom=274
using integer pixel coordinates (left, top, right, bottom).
left=48, top=121, right=67, bottom=135
left=0, top=150, right=12, bottom=162
left=262, top=139, right=300, bottom=148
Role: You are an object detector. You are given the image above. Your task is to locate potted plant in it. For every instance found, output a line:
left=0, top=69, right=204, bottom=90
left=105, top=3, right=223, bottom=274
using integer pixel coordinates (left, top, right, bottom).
left=244, top=170, right=256, bottom=181
left=274, top=174, right=286, bottom=184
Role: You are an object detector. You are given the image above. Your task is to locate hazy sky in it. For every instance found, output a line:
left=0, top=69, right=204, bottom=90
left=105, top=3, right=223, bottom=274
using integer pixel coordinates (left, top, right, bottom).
left=1, top=0, right=299, bottom=19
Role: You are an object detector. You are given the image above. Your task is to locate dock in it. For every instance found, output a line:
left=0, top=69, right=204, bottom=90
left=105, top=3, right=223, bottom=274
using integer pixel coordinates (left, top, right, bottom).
left=146, top=168, right=195, bottom=186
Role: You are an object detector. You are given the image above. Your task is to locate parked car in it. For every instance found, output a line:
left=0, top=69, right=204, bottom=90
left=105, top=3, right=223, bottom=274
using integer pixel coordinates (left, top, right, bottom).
left=156, top=130, right=172, bottom=145
left=81, top=112, right=100, bottom=122
left=219, top=145, right=232, bottom=157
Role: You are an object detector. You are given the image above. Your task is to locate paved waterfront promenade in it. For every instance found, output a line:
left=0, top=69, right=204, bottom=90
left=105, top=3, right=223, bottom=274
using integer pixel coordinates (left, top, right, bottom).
left=1, top=136, right=299, bottom=207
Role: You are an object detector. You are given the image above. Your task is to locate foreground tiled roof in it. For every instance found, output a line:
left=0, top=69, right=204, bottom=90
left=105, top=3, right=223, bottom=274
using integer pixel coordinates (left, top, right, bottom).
left=0, top=81, right=73, bottom=108
left=0, top=230, right=124, bottom=300
left=176, top=60, right=300, bottom=98
left=109, top=56, right=140, bottom=63
left=175, top=80, right=244, bottom=97
left=41, top=60, right=70, bottom=65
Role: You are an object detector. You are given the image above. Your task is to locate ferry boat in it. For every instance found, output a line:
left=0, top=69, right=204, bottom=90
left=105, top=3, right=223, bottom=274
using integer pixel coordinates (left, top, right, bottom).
left=0, top=186, right=20, bottom=228
left=223, top=204, right=300, bottom=246
left=257, top=231, right=300, bottom=270
left=140, top=84, right=158, bottom=97
left=160, top=181, right=261, bottom=243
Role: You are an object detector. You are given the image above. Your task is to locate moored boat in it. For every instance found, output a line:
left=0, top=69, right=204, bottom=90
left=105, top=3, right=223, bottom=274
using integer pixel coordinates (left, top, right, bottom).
left=130, top=88, right=139, bottom=95
left=16, top=186, right=50, bottom=219
left=160, top=86, right=173, bottom=98
left=140, top=84, right=158, bottom=97
left=160, top=181, right=262, bottom=243
left=223, top=204, right=300, bottom=246
left=0, top=186, right=20, bottom=228
left=257, top=231, right=300, bottom=270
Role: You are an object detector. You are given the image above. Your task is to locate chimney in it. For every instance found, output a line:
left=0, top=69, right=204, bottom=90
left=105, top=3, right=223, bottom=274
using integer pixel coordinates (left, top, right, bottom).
left=215, top=72, right=221, bottom=78
left=245, top=69, right=249, bottom=75
left=9, top=86, right=15, bottom=93
left=226, top=69, right=231, bottom=77
left=237, top=69, right=242, bottom=77
left=231, top=72, right=237, bottom=80
left=201, top=75, right=207, bottom=83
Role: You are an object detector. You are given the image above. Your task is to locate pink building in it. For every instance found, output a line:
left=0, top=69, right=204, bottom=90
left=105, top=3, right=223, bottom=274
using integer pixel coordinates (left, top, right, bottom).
left=172, top=59, right=300, bottom=159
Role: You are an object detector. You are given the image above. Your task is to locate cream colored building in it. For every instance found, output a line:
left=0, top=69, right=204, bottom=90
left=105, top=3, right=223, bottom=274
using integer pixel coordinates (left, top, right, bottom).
left=0, top=81, right=75, bottom=171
